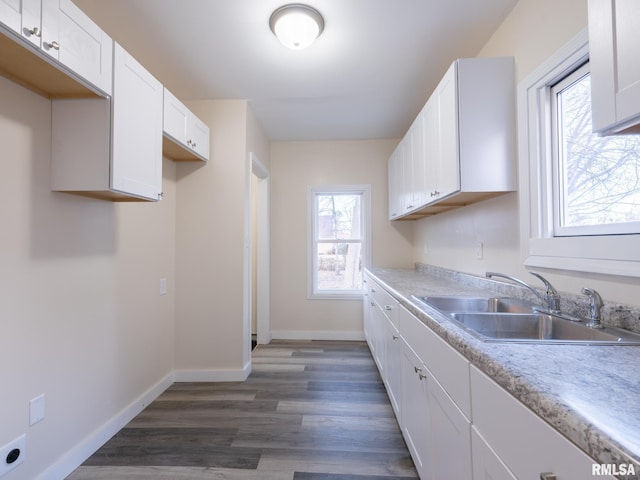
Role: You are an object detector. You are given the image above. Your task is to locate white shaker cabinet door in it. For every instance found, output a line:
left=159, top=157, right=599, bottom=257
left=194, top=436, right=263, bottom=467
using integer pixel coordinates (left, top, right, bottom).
left=0, top=0, right=22, bottom=33
left=589, top=0, right=640, bottom=134
left=0, top=0, right=40, bottom=46
left=111, top=43, right=163, bottom=201
left=54, top=0, right=112, bottom=94
left=435, top=61, right=460, bottom=200
left=189, top=114, right=210, bottom=160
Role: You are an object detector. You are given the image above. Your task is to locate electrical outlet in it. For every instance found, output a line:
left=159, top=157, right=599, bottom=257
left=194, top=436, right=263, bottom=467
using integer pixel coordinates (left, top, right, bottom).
left=0, top=434, right=26, bottom=478
left=160, top=278, right=167, bottom=296
left=475, top=241, right=483, bottom=260
left=29, top=394, right=45, bottom=426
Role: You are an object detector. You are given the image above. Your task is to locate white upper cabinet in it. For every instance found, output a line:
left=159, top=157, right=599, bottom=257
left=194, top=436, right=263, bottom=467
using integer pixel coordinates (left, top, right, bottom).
left=51, top=42, right=163, bottom=201
left=51, top=0, right=112, bottom=94
left=389, top=57, right=516, bottom=220
left=0, top=0, right=40, bottom=45
left=162, top=87, right=210, bottom=161
left=111, top=43, right=163, bottom=199
left=589, top=0, right=640, bottom=134
left=0, top=0, right=112, bottom=97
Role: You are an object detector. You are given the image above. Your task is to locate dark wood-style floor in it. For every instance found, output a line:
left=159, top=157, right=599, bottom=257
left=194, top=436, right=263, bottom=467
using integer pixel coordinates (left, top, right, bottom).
left=67, top=340, right=418, bottom=480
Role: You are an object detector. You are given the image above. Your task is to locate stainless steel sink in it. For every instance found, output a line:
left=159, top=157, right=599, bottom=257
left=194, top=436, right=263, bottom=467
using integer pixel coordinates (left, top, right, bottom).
left=412, top=294, right=640, bottom=345
left=413, top=295, right=535, bottom=314
left=449, top=312, right=640, bottom=345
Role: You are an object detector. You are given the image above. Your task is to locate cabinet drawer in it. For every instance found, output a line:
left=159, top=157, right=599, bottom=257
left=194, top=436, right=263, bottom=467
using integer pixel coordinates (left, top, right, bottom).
left=399, top=305, right=471, bottom=418
left=470, top=365, right=614, bottom=480
left=369, top=281, right=399, bottom=329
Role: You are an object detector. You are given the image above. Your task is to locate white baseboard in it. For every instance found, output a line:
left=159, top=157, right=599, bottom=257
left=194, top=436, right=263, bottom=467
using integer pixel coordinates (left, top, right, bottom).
left=38, top=372, right=174, bottom=480
left=173, top=363, right=251, bottom=382
left=270, top=330, right=365, bottom=341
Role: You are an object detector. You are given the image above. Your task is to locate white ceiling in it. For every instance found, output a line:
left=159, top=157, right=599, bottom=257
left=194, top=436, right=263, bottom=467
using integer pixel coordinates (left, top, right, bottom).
left=73, top=0, right=519, bottom=141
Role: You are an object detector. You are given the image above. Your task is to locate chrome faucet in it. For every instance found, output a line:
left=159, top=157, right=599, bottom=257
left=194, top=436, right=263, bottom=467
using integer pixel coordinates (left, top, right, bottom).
left=485, top=271, right=561, bottom=314
left=581, top=287, right=604, bottom=329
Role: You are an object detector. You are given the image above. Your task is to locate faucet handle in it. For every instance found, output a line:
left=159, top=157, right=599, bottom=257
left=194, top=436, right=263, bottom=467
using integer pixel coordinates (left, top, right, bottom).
left=581, top=287, right=604, bottom=328
left=529, top=271, right=561, bottom=313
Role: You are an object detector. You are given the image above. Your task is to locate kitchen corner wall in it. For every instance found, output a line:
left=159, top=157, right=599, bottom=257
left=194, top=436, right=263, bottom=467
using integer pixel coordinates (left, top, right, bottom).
left=0, top=75, right=176, bottom=479
left=174, top=100, right=270, bottom=378
left=413, top=0, right=640, bottom=306
left=270, top=140, right=414, bottom=339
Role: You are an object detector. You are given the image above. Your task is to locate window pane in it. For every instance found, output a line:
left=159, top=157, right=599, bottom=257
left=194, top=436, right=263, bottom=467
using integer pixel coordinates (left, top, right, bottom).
left=555, top=72, right=640, bottom=231
left=317, top=194, right=362, bottom=240
left=316, top=242, right=363, bottom=291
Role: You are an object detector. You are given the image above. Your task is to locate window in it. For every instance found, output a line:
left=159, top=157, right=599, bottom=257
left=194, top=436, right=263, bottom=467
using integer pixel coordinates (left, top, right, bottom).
left=551, top=63, right=640, bottom=236
left=308, top=185, right=371, bottom=299
left=519, top=28, right=640, bottom=277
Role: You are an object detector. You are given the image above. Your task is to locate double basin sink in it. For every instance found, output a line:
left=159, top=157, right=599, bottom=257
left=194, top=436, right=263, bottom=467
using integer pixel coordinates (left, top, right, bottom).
left=413, top=295, right=640, bottom=345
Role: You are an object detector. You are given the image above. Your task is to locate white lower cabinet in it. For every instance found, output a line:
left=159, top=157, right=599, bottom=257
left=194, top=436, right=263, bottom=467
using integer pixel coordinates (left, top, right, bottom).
left=471, top=428, right=517, bottom=480
left=383, top=315, right=401, bottom=416
left=362, top=275, right=611, bottom=480
left=471, top=365, right=615, bottom=480
left=398, top=305, right=472, bottom=480
left=400, top=339, right=430, bottom=478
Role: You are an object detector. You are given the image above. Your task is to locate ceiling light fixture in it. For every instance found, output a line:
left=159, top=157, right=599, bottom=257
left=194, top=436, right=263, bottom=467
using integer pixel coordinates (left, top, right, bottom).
left=269, top=4, right=324, bottom=50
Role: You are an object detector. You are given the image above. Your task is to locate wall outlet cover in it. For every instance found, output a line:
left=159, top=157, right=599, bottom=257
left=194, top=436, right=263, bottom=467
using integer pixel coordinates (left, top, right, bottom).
left=0, top=434, right=26, bottom=478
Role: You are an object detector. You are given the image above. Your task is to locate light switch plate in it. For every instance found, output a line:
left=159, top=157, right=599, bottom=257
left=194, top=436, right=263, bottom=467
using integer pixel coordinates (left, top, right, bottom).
left=29, top=394, right=45, bottom=426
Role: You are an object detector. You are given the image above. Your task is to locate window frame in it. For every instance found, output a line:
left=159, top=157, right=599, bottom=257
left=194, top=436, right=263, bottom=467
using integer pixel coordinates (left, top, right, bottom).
left=518, top=28, right=640, bottom=278
left=307, top=184, right=371, bottom=300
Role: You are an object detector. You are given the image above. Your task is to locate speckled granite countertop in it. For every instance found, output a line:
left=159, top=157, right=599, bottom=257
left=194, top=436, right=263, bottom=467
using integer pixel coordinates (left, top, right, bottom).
left=367, top=265, right=640, bottom=479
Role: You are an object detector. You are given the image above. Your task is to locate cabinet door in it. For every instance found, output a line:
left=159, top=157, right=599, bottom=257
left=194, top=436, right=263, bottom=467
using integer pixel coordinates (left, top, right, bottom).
left=0, top=0, right=22, bottom=33
left=471, top=366, right=615, bottom=480
left=400, top=340, right=430, bottom=480
left=422, top=95, right=439, bottom=200
left=163, top=87, right=189, bottom=145
left=363, top=277, right=373, bottom=347
left=111, top=43, right=163, bottom=201
left=409, top=113, right=426, bottom=209
left=472, top=428, right=517, bottom=480
left=383, top=318, right=401, bottom=416
left=436, top=61, right=460, bottom=199
left=189, top=114, right=210, bottom=160
left=55, top=0, right=112, bottom=94
left=388, top=146, right=402, bottom=219
left=427, top=371, right=472, bottom=480
left=589, top=0, right=640, bottom=133
left=0, top=0, right=40, bottom=46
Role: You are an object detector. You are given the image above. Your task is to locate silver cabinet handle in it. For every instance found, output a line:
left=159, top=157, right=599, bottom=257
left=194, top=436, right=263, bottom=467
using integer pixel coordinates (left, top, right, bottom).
left=392, top=335, right=399, bottom=340
left=540, top=473, right=557, bottom=480
left=45, top=40, right=60, bottom=50
left=371, top=288, right=376, bottom=293
left=26, top=27, right=41, bottom=37
left=370, top=301, right=375, bottom=307
left=384, top=305, right=392, bottom=311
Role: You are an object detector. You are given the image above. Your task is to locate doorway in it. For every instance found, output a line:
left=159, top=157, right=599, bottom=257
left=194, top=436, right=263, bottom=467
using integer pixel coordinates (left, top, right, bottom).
left=245, top=152, right=271, bottom=360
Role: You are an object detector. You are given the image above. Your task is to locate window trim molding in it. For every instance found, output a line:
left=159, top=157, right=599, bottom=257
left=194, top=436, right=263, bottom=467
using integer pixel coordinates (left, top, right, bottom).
left=518, top=27, right=640, bottom=278
left=307, top=184, right=372, bottom=300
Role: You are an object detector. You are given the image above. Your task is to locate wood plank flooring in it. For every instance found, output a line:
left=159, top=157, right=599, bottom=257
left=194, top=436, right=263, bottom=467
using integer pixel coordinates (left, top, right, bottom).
left=66, top=340, right=418, bottom=480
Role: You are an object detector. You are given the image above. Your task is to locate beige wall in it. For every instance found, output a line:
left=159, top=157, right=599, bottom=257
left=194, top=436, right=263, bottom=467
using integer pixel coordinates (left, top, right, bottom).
left=270, top=140, right=413, bottom=338
left=412, top=0, right=640, bottom=304
left=175, top=100, right=270, bottom=376
left=0, top=75, right=176, bottom=479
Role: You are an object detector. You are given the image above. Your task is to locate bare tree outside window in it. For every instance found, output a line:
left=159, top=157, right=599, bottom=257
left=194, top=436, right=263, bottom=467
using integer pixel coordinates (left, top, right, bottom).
left=554, top=68, right=640, bottom=233
left=315, top=193, right=363, bottom=291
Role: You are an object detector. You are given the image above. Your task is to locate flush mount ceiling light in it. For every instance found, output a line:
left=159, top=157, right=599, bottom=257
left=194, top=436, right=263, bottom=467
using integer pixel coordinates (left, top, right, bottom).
left=269, top=4, right=324, bottom=50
